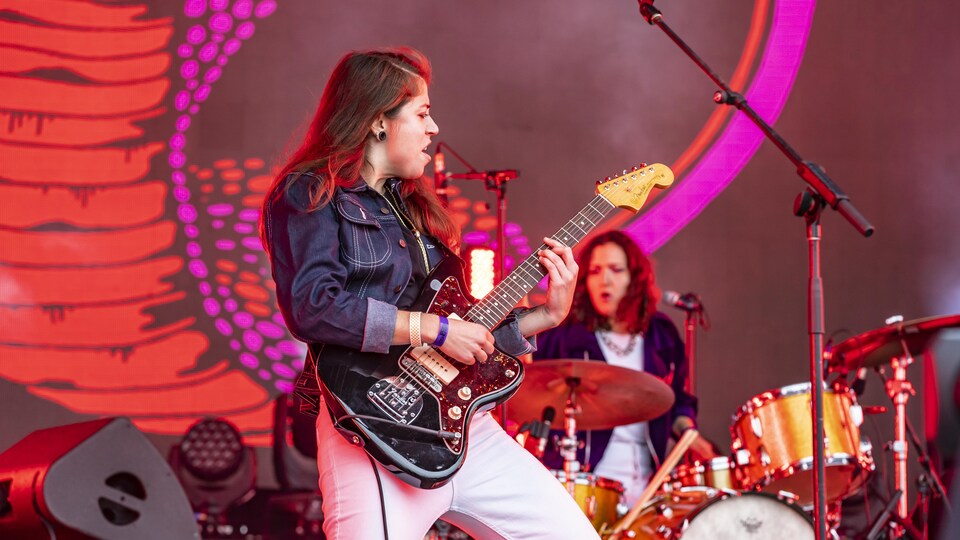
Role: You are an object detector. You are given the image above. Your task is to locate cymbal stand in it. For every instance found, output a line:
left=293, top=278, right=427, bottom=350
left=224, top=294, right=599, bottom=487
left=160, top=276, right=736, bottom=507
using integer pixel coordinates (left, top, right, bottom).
left=559, top=378, right=583, bottom=485
left=873, top=325, right=952, bottom=538
left=872, top=317, right=918, bottom=537
left=885, top=352, right=915, bottom=530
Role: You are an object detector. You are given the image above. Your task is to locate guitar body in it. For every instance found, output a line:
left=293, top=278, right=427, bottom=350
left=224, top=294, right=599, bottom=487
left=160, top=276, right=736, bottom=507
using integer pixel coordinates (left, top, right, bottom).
left=314, top=255, right=525, bottom=489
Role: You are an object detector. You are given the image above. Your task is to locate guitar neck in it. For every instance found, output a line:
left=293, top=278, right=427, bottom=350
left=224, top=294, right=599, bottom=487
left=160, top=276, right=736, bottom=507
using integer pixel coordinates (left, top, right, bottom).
left=465, top=194, right=616, bottom=329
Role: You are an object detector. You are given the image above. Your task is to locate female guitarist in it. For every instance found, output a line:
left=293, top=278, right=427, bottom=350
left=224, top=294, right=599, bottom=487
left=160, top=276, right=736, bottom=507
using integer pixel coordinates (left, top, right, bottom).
left=259, top=47, right=597, bottom=539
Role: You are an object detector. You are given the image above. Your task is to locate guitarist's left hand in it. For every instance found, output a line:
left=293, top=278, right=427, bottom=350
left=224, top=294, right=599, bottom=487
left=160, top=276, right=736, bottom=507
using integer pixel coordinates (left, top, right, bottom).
left=519, top=237, right=579, bottom=336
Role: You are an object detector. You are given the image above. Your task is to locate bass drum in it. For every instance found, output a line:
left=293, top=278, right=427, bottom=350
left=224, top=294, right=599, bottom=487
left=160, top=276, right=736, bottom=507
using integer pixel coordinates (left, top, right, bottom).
left=619, top=487, right=813, bottom=539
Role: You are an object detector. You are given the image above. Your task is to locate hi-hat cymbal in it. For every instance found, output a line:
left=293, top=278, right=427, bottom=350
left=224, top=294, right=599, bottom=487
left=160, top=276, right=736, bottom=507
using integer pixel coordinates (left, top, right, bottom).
left=508, top=359, right=675, bottom=431
left=826, top=314, right=960, bottom=373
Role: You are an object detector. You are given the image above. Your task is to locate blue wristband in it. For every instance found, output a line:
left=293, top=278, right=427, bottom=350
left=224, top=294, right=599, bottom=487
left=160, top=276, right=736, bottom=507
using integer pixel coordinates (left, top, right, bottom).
left=433, top=316, right=449, bottom=347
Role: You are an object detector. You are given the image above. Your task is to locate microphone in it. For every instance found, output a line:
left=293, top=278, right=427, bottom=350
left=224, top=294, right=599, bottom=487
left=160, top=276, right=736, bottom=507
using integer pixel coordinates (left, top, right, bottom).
left=522, top=406, right=555, bottom=458
left=434, top=145, right=447, bottom=203
left=446, top=169, right=519, bottom=182
left=663, top=290, right=702, bottom=312
left=535, top=406, right=556, bottom=456
left=851, top=367, right=868, bottom=397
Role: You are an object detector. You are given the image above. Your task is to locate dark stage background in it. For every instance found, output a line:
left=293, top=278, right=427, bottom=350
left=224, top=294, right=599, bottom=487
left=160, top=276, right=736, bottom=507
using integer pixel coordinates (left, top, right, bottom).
left=1, top=0, right=959, bottom=512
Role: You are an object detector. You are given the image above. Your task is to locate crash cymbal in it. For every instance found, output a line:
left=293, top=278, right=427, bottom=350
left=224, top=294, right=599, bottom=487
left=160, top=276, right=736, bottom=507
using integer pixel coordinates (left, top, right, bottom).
left=826, top=314, right=960, bottom=373
left=508, top=359, right=675, bottom=431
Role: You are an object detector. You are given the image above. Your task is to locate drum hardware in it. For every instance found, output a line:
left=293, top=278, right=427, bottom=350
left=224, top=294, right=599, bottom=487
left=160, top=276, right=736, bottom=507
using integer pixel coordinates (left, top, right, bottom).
left=860, top=489, right=923, bottom=540
left=560, top=377, right=584, bottom=478
left=827, top=314, right=959, bottom=537
left=872, top=365, right=952, bottom=537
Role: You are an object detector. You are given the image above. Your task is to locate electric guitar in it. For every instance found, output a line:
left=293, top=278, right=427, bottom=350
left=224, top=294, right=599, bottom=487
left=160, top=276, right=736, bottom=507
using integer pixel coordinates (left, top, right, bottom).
left=313, top=164, right=675, bottom=488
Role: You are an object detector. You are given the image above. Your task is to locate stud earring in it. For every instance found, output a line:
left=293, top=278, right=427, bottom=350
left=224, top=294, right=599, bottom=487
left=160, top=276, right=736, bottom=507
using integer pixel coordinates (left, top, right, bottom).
left=377, top=131, right=387, bottom=142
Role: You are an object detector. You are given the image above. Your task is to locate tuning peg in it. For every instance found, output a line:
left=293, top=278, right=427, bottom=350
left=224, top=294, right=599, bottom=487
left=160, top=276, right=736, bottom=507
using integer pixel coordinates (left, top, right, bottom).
left=596, top=179, right=603, bottom=185
left=604, top=176, right=612, bottom=182
left=639, top=162, right=648, bottom=168
left=631, top=166, right=639, bottom=171
left=622, top=169, right=628, bottom=175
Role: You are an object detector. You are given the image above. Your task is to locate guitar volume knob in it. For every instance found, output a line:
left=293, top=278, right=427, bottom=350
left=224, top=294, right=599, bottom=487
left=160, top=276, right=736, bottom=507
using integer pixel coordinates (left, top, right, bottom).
left=448, top=406, right=463, bottom=420
left=458, top=387, right=472, bottom=401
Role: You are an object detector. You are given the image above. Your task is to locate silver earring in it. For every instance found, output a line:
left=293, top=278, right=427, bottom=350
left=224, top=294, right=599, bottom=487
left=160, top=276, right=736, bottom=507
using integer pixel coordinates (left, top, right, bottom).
left=377, top=131, right=387, bottom=142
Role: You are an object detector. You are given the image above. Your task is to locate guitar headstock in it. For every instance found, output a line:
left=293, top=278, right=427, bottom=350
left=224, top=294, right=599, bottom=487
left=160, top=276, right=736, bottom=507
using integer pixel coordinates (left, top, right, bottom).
left=596, top=163, right=675, bottom=213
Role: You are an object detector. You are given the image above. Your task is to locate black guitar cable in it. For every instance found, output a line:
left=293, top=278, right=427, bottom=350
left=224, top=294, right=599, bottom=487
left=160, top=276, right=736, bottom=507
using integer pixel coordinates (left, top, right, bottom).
left=342, top=413, right=455, bottom=539
left=336, top=413, right=459, bottom=440
left=367, top=454, right=389, bottom=540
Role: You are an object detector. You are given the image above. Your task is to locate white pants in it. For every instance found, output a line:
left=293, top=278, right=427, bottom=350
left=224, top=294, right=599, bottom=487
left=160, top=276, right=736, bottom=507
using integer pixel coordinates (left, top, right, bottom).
left=316, top=401, right=600, bottom=540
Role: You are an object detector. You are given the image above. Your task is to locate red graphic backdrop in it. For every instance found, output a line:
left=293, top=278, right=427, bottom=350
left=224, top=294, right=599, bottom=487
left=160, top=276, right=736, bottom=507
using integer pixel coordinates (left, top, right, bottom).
left=0, top=1, right=275, bottom=444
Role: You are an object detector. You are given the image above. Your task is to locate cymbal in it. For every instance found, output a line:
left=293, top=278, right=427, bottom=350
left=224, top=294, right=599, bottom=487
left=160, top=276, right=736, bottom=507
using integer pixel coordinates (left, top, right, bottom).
left=508, top=359, right=675, bottom=431
left=827, top=314, right=960, bottom=373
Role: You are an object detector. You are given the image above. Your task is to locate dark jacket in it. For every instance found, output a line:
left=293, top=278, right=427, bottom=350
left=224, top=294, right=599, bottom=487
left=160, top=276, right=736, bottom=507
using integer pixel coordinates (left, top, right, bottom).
left=532, top=312, right=696, bottom=469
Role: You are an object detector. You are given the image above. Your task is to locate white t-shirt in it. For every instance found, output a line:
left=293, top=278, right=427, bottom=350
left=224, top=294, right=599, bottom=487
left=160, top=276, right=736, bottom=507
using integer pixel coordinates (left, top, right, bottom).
left=593, top=330, right=654, bottom=507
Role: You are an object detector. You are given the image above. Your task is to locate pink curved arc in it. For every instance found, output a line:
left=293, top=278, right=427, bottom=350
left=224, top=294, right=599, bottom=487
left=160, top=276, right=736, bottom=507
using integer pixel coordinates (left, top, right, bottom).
left=626, top=0, right=817, bottom=253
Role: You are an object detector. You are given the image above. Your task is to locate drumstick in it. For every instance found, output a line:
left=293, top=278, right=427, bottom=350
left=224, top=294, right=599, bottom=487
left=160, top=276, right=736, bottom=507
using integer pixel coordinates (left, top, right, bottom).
left=608, top=428, right=700, bottom=535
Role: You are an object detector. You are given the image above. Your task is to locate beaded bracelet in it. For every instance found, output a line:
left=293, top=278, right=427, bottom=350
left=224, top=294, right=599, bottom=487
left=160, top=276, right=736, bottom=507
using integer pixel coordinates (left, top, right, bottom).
left=409, top=312, right=423, bottom=348
left=432, top=316, right=449, bottom=347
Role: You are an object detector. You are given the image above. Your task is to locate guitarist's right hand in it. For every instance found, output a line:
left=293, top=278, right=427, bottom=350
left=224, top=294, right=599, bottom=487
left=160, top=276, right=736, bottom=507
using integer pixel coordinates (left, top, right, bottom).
left=422, top=314, right=495, bottom=366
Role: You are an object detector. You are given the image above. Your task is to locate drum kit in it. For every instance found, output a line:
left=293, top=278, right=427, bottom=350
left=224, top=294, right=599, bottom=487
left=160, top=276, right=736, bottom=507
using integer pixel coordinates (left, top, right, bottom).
left=499, top=314, right=959, bottom=539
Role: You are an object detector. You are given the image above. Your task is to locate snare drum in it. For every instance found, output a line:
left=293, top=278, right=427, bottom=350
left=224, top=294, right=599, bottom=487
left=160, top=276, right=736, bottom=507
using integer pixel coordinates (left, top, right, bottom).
left=731, top=382, right=874, bottom=507
left=615, top=487, right=813, bottom=539
left=551, top=470, right=624, bottom=532
left=665, top=457, right=740, bottom=492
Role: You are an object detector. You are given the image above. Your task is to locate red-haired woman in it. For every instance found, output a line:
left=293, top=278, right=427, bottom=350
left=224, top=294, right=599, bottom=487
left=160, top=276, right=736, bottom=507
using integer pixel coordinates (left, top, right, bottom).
left=534, top=230, right=714, bottom=507
left=260, top=47, right=597, bottom=539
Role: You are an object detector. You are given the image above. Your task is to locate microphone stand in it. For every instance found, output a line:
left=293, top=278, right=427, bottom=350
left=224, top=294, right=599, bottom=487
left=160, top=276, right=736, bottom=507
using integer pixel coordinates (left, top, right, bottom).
left=445, top=171, right=518, bottom=283
left=634, top=3, right=875, bottom=539
left=436, top=142, right=520, bottom=427
left=684, top=307, right=697, bottom=393
left=672, top=293, right=709, bottom=394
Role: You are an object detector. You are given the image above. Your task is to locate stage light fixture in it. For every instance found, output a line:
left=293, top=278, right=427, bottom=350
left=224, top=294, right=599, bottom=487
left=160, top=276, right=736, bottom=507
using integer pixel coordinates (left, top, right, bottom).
left=466, top=246, right=496, bottom=299
left=168, top=418, right=256, bottom=535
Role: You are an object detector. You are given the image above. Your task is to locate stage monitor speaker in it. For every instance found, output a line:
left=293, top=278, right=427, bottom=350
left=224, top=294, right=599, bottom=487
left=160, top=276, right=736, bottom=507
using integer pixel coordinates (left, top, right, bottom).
left=0, top=417, right=199, bottom=540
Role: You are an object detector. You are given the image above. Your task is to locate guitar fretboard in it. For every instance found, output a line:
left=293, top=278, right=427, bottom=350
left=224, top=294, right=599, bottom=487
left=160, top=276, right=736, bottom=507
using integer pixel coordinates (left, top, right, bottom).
left=465, top=194, right=616, bottom=329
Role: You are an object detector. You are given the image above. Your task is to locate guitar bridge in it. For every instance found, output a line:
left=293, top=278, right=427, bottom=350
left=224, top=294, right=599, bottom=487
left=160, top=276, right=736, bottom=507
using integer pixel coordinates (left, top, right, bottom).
left=400, top=356, right=443, bottom=392
left=367, top=377, right=424, bottom=424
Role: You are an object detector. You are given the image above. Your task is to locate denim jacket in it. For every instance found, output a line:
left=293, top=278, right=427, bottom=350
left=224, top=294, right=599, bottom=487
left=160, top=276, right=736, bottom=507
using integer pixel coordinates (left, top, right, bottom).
left=262, top=172, right=533, bottom=415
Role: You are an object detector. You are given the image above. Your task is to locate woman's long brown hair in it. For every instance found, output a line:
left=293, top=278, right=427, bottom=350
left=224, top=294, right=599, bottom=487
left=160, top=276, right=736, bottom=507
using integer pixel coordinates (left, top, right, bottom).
left=260, top=47, right=459, bottom=254
left=568, top=230, right=661, bottom=334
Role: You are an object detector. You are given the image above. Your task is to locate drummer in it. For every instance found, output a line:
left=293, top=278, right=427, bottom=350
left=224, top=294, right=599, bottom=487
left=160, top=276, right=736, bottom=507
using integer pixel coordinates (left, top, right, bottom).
left=533, top=230, right=716, bottom=505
